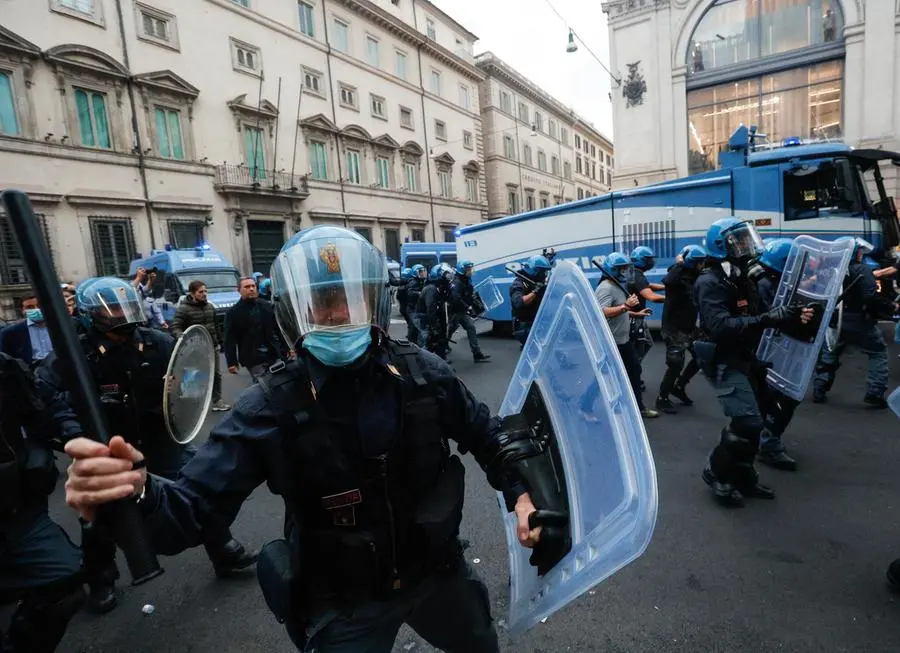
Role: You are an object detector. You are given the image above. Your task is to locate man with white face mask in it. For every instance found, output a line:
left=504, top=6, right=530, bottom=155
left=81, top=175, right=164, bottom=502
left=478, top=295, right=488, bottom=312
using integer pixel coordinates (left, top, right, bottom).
left=62, top=226, right=560, bottom=653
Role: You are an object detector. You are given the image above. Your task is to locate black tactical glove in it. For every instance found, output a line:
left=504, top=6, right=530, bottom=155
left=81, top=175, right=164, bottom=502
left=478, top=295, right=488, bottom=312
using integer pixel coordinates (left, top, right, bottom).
left=531, top=282, right=546, bottom=294
left=760, top=305, right=798, bottom=328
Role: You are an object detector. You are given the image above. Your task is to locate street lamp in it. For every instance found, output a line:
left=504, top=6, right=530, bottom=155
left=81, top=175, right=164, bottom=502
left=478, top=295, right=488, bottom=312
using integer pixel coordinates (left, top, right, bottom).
left=565, top=27, right=621, bottom=86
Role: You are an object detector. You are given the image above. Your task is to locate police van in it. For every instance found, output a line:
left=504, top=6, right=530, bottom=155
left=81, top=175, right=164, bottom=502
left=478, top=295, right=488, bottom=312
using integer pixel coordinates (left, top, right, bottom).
left=400, top=242, right=457, bottom=271
left=128, top=244, right=241, bottom=338
left=459, top=125, right=900, bottom=332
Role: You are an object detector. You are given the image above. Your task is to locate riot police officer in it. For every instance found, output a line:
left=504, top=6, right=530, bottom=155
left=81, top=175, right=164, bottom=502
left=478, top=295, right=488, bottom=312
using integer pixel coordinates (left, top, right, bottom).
left=36, top=278, right=256, bottom=613
left=655, top=244, right=705, bottom=414
left=405, top=264, right=427, bottom=346
left=0, top=353, right=84, bottom=652
left=448, top=260, right=490, bottom=363
left=626, top=246, right=665, bottom=366
left=416, top=264, right=453, bottom=360
left=509, top=255, right=551, bottom=348
left=394, top=266, right=412, bottom=337
left=693, top=218, right=812, bottom=507
left=752, top=238, right=800, bottom=471
left=812, top=239, right=890, bottom=408
left=62, top=226, right=550, bottom=653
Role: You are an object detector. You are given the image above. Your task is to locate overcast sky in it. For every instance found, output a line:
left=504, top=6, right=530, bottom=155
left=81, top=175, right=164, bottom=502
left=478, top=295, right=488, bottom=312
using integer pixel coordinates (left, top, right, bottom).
left=431, top=0, right=615, bottom=139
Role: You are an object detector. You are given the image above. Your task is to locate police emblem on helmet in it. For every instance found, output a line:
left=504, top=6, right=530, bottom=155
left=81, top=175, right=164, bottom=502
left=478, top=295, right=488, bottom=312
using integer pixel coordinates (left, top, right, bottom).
left=320, top=244, right=341, bottom=273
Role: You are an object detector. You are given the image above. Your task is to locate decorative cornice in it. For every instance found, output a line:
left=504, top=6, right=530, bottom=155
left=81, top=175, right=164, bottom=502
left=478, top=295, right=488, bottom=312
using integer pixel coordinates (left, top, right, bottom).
left=0, top=26, right=41, bottom=59
left=133, top=70, right=199, bottom=99
left=149, top=199, right=214, bottom=212
left=601, top=0, right=670, bottom=22
left=65, top=192, right=146, bottom=208
left=340, top=124, right=373, bottom=142
left=227, top=94, right=279, bottom=120
left=331, top=0, right=484, bottom=82
left=300, top=113, right=339, bottom=133
left=44, top=44, right=130, bottom=79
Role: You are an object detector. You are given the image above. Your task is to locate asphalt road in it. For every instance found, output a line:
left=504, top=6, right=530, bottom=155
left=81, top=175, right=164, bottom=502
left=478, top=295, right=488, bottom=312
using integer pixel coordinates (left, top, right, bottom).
left=46, top=321, right=900, bottom=653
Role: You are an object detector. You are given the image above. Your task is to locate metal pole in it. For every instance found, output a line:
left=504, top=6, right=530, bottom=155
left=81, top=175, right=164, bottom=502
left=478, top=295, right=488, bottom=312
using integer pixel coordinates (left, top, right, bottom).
left=252, top=70, right=264, bottom=182
left=270, top=77, right=282, bottom=188
left=289, top=83, right=304, bottom=182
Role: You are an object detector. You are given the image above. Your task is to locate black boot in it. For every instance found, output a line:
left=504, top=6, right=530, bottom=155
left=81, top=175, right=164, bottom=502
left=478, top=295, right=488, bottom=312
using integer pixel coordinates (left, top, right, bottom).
left=864, top=394, right=888, bottom=409
left=758, top=449, right=798, bottom=471
left=473, top=352, right=491, bottom=363
left=87, top=580, right=117, bottom=614
left=207, top=538, right=259, bottom=578
left=702, top=466, right=743, bottom=507
left=671, top=384, right=693, bottom=406
left=655, top=396, right=677, bottom=414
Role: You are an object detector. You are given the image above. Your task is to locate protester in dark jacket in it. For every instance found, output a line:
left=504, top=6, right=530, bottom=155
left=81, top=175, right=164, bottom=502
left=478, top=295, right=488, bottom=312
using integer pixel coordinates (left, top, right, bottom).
left=224, top=277, right=289, bottom=381
left=171, top=281, right=229, bottom=411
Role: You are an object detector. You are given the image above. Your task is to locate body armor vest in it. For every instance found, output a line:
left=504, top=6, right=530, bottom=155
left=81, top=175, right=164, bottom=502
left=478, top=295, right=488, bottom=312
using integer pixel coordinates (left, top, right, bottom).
left=80, top=329, right=168, bottom=443
left=259, top=339, right=464, bottom=603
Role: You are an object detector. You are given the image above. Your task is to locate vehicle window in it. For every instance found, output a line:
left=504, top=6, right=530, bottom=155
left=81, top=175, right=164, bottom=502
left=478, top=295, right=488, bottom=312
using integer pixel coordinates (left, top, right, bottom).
left=440, top=253, right=458, bottom=267
left=405, top=255, right=436, bottom=269
left=783, top=159, right=863, bottom=221
left=176, top=270, right=241, bottom=293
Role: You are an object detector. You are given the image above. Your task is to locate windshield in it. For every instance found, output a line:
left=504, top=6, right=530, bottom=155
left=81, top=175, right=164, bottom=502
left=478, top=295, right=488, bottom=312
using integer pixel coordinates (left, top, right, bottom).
left=405, top=255, right=437, bottom=269
left=176, top=270, right=240, bottom=294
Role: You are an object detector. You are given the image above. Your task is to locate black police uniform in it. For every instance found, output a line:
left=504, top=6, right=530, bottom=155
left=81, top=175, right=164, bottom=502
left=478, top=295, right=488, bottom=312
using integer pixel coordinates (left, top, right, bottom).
left=416, top=279, right=450, bottom=360
left=693, top=263, right=795, bottom=505
left=129, top=337, right=529, bottom=652
left=813, top=261, right=890, bottom=404
left=509, top=275, right=544, bottom=347
left=405, top=277, right=426, bottom=346
left=625, top=267, right=653, bottom=362
left=0, top=353, right=84, bottom=652
left=448, top=273, right=489, bottom=362
left=36, top=326, right=255, bottom=612
left=657, top=261, right=701, bottom=405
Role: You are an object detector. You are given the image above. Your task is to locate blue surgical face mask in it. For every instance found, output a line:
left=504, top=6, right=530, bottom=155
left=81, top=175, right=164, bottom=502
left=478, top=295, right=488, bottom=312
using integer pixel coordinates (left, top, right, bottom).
left=302, top=326, right=372, bottom=367
left=25, top=308, right=43, bottom=323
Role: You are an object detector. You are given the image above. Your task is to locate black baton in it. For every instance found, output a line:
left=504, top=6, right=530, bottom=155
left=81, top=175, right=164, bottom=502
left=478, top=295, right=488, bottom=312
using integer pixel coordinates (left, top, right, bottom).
left=1, top=189, right=163, bottom=585
left=590, top=258, right=630, bottom=295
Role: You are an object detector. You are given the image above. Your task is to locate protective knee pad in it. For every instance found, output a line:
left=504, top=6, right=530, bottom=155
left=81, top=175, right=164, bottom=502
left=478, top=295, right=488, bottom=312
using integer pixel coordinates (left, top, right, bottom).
left=665, top=346, right=686, bottom=370
left=8, top=575, right=86, bottom=653
left=722, top=422, right=761, bottom=463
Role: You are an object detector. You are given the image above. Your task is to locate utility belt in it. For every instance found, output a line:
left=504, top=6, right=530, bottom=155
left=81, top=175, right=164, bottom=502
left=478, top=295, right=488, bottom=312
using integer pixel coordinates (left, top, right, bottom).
left=693, top=340, right=768, bottom=379
left=629, top=316, right=652, bottom=344
left=258, top=455, right=465, bottom=623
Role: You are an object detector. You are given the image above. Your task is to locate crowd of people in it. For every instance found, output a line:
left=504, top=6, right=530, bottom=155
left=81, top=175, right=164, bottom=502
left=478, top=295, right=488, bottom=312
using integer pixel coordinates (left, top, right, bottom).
left=0, top=219, right=898, bottom=652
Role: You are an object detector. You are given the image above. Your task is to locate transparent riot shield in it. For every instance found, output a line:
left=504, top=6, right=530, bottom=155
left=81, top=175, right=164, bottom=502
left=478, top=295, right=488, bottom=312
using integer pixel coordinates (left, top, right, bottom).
left=163, top=324, right=216, bottom=444
left=756, top=236, right=855, bottom=402
left=889, top=386, right=900, bottom=419
left=498, top=260, right=658, bottom=636
left=474, top=276, right=503, bottom=311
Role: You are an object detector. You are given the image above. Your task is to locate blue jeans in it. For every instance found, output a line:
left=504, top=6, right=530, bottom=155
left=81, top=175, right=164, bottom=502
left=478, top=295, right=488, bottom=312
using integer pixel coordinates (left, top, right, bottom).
left=813, top=320, right=889, bottom=397
left=286, top=559, right=498, bottom=653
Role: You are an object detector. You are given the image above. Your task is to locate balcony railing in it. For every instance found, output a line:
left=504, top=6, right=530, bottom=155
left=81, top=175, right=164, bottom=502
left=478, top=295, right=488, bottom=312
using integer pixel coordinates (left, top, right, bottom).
left=214, top=164, right=309, bottom=195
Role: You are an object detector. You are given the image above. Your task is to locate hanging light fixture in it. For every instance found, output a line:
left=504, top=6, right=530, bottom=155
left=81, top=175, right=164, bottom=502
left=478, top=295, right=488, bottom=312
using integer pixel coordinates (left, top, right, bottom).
left=566, top=28, right=578, bottom=53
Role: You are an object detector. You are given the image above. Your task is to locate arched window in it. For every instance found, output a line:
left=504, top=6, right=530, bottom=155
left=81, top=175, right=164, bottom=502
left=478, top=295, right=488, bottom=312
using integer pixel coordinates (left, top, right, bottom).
left=686, top=0, right=845, bottom=174
left=687, top=0, right=844, bottom=74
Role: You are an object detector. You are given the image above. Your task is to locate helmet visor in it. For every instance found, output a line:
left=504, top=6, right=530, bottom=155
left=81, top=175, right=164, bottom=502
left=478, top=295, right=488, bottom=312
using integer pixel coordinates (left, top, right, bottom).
left=80, top=283, right=146, bottom=331
left=723, top=222, right=764, bottom=260
left=271, top=233, right=388, bottom=337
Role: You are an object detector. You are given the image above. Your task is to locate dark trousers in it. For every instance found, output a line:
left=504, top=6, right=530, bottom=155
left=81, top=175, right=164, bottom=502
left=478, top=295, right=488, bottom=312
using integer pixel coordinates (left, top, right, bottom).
left=212, top=354, right=223, bottom=402
left=286, top=558, right=497, bottom=653
left=704, top=363, right=765, bottom=489
left=658, top=330, right=700, bottom=398
left=448, top=313, right=481, bottom=355
left=618, top=341, right=645, bottom=410
left=1, top=499, right=84, bottom=652
left=81, top=441, right=235, bottom=587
